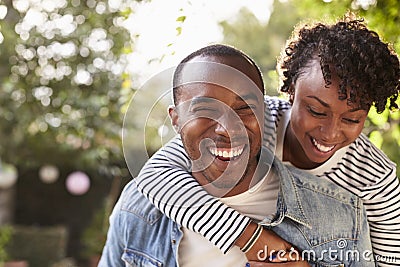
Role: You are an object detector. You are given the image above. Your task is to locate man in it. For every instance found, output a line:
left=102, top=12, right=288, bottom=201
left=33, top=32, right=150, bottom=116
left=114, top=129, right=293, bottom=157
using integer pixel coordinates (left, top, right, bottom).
left=99, top=44, right=374, bottom=266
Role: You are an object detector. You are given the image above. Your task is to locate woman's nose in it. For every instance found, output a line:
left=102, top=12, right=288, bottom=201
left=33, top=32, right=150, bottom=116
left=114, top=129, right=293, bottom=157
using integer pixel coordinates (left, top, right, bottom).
left=319, top=119, right=343, bottom=140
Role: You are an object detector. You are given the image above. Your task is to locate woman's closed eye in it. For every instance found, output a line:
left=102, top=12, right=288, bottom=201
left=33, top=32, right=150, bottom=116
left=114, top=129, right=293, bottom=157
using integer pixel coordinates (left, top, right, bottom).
left=343, top=117, right=361, bottom=124
left=307, top=106, right=326, bottom=117
left=307, top=106, right=362, bottom=124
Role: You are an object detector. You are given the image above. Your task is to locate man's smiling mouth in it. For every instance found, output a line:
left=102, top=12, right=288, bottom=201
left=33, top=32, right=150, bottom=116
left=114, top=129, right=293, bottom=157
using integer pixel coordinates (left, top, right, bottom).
left=209, top=145, right=245, bottom=161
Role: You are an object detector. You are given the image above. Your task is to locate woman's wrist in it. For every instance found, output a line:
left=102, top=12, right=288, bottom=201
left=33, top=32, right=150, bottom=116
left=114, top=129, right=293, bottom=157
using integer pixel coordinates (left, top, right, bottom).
left=241, top=224, right=263, bottom=253
left=235, top=221, right=258, bottom=249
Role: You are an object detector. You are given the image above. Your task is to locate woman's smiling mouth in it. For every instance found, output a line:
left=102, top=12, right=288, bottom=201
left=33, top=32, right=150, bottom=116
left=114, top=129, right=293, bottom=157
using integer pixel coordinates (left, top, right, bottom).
left=311, top=138, right=336, bottom=153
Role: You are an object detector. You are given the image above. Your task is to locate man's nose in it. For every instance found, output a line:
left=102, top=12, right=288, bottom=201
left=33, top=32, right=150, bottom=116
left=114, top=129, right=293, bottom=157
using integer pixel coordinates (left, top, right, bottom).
left=214, top=111, right=244, bottom=137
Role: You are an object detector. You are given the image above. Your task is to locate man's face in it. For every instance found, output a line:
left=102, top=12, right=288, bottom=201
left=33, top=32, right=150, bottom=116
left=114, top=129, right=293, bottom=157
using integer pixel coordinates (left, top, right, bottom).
left=289, top=59, right=368, bottom=167
left=170, top=55, right=264, bottom=196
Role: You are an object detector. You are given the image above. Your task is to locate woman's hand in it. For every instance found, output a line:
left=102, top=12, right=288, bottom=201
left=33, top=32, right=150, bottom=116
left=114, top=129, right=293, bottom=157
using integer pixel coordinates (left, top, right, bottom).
left=236, top=222, right=301, bottom=262
left=247, top=227, right=300, bottom=262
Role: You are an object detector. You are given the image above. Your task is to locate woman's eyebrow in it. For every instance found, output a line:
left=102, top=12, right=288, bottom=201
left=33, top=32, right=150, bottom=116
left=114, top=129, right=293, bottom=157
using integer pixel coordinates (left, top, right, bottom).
left=306, top=95, right=365, bottom=112
left=306, top=95, right=329, bottom=107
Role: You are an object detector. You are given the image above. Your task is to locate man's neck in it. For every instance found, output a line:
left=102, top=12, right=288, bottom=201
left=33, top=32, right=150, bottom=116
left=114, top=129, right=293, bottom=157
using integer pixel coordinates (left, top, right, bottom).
left=192, top=161, right=267, bottom=198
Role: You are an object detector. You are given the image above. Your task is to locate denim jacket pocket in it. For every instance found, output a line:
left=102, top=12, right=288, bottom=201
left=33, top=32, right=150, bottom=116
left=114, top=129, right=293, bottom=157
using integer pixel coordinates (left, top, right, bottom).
left=122, top=249, right=163, bottom=267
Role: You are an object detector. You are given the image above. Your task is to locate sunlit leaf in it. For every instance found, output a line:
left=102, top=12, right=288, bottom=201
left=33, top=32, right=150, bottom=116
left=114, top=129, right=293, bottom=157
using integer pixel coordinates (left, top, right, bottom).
left=369, top=130, right=383, bottom=149
left=176, top=26, right=182, bottom=35
left=176, top=15, right=186, bottom=22
left=368, top=109, right=389, bottom=127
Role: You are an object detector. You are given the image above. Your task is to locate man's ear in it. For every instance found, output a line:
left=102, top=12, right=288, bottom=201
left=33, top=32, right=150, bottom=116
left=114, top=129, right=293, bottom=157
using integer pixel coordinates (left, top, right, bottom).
left=168, top=105, right=180, bottom=133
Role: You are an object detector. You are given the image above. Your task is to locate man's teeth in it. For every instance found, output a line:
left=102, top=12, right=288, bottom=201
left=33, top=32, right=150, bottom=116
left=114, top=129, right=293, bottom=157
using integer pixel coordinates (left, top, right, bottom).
left=210, top=147, right=244, bottom=158
left=312, top=138, right=335, bottom=153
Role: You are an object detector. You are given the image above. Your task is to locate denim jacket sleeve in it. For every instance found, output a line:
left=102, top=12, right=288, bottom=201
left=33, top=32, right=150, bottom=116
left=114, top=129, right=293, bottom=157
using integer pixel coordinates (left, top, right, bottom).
left=98, top=180, right=181, bottom=267
left=98, top=195, right=126, bottom=267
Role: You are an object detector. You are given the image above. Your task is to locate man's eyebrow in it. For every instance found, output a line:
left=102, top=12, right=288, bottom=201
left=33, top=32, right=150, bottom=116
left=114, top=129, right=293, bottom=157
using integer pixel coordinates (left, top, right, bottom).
left=238, top=93, right=261, bottom=103
left=189, top=93, right=261, bottom=106
left=190, top=97, right=216, bottom=106
left=307, top=95, right=365, bottom=112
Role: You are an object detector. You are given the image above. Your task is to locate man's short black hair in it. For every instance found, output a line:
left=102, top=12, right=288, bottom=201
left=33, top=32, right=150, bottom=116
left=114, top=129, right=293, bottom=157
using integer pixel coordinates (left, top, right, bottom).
left=172, top=44, right=264, bottom=105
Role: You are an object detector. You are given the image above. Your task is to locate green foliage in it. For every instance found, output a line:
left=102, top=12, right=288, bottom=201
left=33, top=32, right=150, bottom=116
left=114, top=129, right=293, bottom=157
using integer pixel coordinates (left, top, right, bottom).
left=364, top=100, right=400, bottom=176
left=0, top=225, right=13, bottom=264
left=220, top=1, right=301, bottom=95
left=221, top=0, right=400, bottom=172
left=291, top=0, right=400, bottom=50
left=0, top=0, right=132, bottom=176
left=81, top=176, right=123, bottom=258
left=5, top=225, right=67, bottom=267
left=81, top=206, right=108, bottom=258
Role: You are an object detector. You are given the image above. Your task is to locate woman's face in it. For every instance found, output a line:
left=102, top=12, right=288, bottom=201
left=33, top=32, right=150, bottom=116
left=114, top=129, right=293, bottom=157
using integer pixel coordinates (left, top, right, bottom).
left=288, top=60, right=368, bottom=168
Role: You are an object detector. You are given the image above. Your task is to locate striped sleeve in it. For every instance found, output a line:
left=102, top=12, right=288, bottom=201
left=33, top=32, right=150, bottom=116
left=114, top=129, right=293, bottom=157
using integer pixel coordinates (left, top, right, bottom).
left=322, top=134, right=400, bottom=266
left=134, top=98, right=283, bottom=253
left=263, top=96, right=291, bottom=150
left=134, top=136, right=251, bottom=253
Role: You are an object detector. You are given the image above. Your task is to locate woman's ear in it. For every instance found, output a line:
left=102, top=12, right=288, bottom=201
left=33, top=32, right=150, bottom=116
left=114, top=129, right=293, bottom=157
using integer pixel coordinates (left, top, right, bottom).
left=168, top=105, right=180, bottom=133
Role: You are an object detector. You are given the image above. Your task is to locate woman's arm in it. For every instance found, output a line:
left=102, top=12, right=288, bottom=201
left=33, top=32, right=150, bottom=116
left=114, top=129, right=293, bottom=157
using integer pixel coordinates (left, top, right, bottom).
left=135, top=136, right=251, bottom=253
left=135, top=135, right=294, bottom=258
left=330, top=135, right=400, bottom=266
left=363, top=171, right=400, bottom=267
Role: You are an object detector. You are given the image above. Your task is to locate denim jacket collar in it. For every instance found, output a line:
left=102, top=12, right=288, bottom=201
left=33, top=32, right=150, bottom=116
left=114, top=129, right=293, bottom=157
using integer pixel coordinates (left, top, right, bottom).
left=261, top=152, right=312, bottom=229
left=260, top=147, right=311, bottom=228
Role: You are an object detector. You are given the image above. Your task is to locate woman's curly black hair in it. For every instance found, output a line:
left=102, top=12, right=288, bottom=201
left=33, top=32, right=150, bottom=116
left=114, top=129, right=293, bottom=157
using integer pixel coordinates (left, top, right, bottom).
left=278, top=14, right=400, bottom=113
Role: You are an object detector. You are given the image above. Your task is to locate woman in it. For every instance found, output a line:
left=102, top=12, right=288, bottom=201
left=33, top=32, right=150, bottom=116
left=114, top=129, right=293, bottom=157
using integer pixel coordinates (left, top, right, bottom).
left=134, top=15, right=400, bottom=266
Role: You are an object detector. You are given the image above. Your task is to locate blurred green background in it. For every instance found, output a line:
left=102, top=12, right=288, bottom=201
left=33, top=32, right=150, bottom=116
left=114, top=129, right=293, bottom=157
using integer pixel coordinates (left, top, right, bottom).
left=0, top=0, right=398, bottom=266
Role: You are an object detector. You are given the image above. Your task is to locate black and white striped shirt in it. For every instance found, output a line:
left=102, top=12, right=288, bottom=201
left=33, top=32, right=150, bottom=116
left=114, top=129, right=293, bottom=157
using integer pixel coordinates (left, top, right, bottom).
left=135, top=96, right=400, bottom=266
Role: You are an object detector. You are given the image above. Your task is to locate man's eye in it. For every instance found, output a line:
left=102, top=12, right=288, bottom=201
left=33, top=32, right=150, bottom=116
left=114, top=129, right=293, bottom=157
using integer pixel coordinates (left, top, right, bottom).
left=238, top=106, right=250, bottom=111
left=190, top=107, right=220, bottom=117
left=192, top=107, right=217, bottom=112
left=237, top=104, right=257, bottom=112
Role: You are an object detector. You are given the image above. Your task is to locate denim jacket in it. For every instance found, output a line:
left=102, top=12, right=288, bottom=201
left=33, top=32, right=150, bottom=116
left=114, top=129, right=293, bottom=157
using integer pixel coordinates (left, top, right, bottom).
left=99, top=153, right=375, bottom=267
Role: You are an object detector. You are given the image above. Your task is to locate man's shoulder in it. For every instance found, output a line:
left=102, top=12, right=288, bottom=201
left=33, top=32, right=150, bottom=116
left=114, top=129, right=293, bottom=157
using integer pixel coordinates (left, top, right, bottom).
left=118, top=179, right=164, bottom=224
left=105, top=180, right=179, bottom=267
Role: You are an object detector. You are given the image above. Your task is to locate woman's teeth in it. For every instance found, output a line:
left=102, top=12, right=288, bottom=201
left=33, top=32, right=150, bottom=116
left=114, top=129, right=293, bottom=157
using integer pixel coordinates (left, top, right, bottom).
left=209, top=146, right=244, bottom=159
left=312, top=138, right=335, bottom=153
